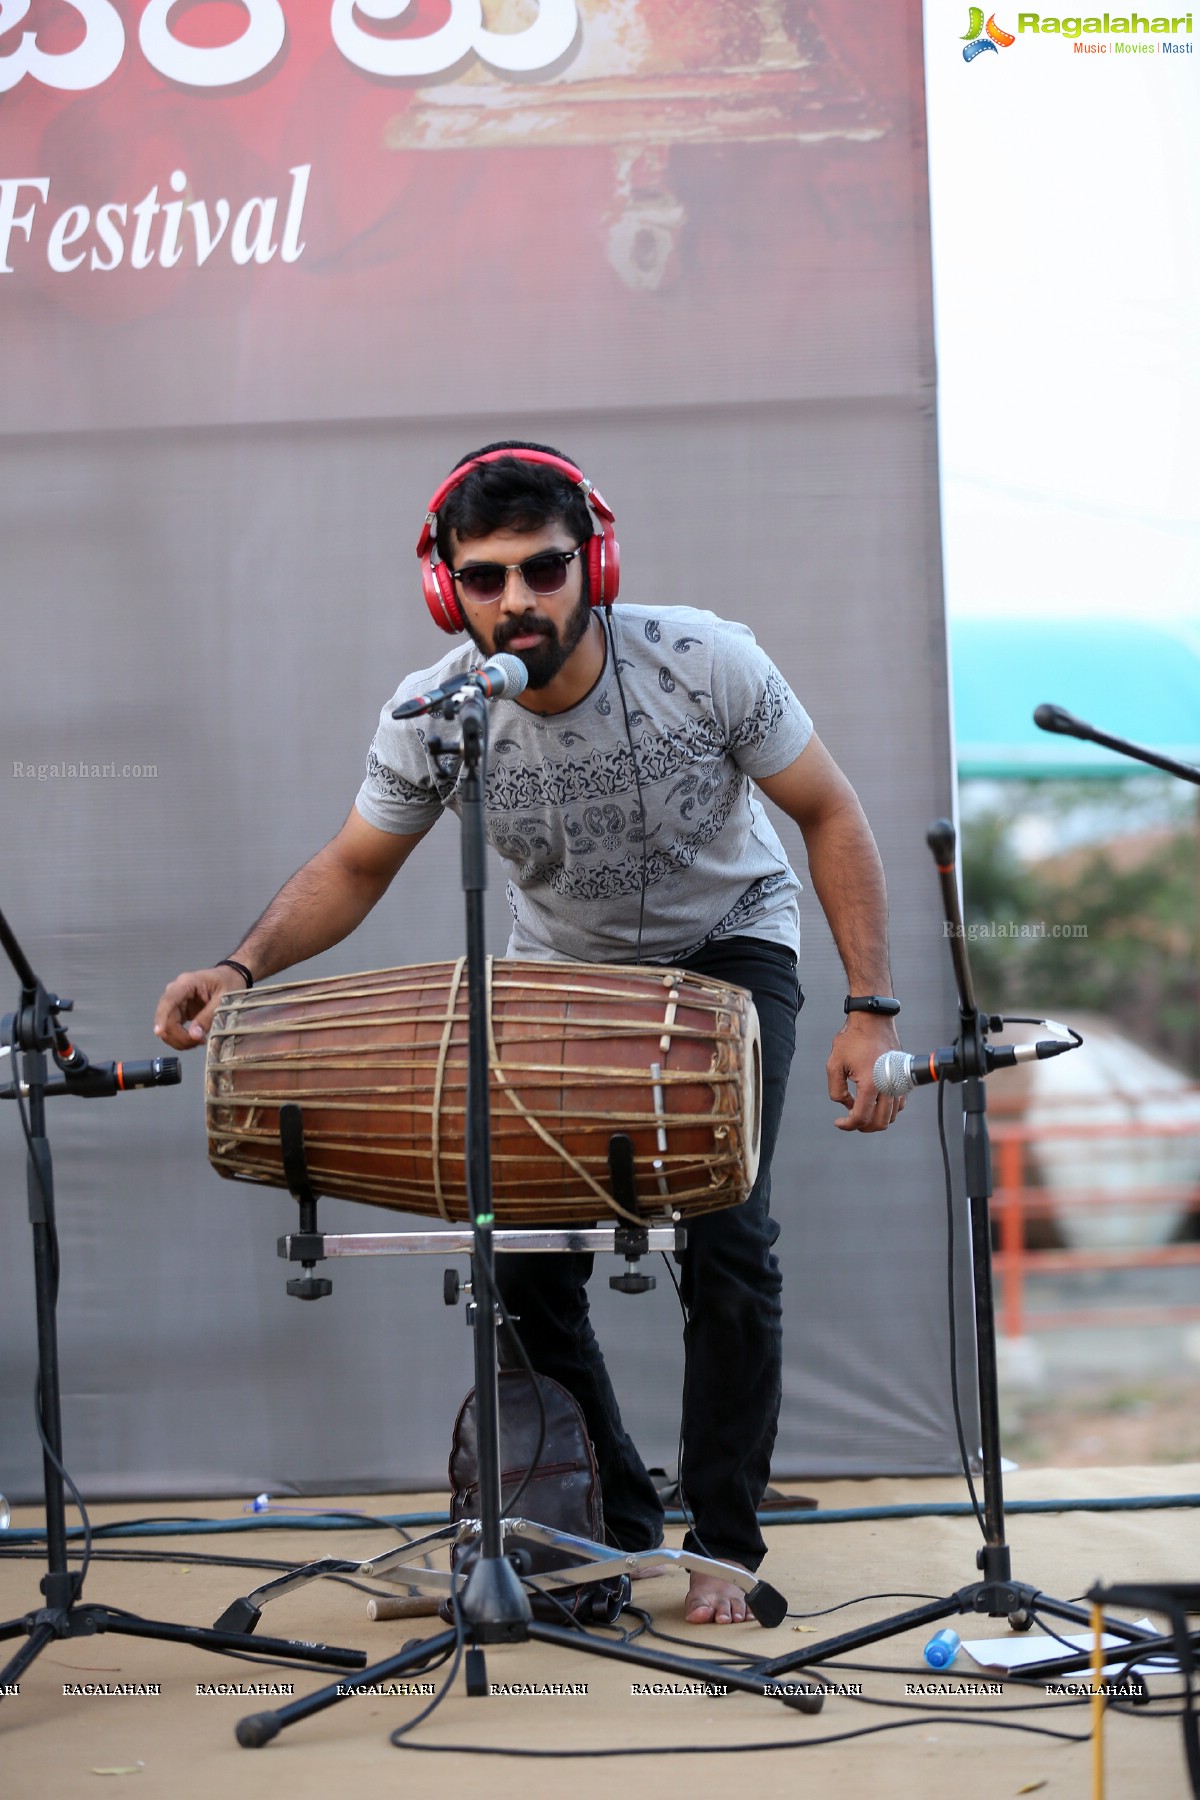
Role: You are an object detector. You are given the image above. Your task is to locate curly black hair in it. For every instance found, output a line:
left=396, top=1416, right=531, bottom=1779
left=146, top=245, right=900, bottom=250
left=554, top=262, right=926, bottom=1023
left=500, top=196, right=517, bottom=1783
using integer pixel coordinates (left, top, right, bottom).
left=436, top=440, right=594, bottom=563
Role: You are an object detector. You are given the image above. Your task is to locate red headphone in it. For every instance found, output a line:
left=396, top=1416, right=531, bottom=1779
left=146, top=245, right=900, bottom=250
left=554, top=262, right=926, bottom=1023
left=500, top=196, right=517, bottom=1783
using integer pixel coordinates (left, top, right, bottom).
left=416, top=449, right=620, bottom=633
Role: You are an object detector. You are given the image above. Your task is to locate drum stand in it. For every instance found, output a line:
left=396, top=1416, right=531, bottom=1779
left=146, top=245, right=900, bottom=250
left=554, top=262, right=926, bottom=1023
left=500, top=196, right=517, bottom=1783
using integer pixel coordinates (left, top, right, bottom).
left=230, top=686, right=823, bottom=1748
left=0, top=905, right=367, bottom=1699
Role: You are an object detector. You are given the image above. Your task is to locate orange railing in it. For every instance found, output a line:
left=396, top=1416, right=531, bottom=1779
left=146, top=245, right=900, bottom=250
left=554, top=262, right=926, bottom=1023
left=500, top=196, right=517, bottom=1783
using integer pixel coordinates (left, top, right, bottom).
left=988, top=1116, right=1200, bottom=1338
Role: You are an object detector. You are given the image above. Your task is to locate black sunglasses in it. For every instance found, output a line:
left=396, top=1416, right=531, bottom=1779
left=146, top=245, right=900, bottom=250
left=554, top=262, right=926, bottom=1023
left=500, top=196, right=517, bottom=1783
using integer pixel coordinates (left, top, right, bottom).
left=449, top=547, right=583, bottom=604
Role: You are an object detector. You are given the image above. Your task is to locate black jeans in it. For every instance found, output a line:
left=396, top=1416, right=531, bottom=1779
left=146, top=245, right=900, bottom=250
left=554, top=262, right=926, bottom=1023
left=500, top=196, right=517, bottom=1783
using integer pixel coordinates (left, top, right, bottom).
left=495, top=937, right=801, bottom=1571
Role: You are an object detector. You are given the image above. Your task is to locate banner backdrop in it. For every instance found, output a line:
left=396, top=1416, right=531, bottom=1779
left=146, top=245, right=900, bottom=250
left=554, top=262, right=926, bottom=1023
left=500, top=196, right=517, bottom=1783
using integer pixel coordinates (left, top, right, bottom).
left=0, top=2, right=970, bottom=1499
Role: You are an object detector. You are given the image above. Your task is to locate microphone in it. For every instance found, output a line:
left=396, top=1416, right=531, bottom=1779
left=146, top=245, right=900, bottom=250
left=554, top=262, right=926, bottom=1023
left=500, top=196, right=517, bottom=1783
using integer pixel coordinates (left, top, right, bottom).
left=926, top=818, right=955, bottom=864
left=874, top=1031, right=1078, bottom=1096
left=391, top=654, right=528, bottom=720
left=51, top=1057, right=183, bottom=1097
left=1035, top=700, right=1199, bottom=781
left=1, top=1057, right=182, bottom=1100
left=873, top=1050, right=948, bottom=1096
left=1033, top=703, right=1090, bottom=739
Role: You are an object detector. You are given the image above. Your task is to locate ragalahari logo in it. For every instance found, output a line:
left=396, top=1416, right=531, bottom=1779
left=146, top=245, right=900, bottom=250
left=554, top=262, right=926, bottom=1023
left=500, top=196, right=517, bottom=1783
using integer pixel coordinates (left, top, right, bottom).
left=962, top=8, right=1018, bottom=56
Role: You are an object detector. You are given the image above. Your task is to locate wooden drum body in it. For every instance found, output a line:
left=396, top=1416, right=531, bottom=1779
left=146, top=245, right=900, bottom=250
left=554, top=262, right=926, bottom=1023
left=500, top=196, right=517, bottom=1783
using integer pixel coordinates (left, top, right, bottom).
left=205, top=960, right=761, bottom=1226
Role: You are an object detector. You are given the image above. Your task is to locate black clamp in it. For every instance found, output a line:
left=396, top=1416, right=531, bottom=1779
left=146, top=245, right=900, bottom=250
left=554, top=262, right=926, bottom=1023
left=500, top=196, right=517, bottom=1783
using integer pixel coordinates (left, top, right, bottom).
left=276, top=1103, right=331, bottom=1300
left=607, top=1135, right=656, bottom=1293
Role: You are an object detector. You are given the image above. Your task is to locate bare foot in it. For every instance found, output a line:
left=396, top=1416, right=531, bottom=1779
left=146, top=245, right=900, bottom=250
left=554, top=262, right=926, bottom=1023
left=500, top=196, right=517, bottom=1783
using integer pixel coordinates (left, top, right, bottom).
left=684, top=1574, right=750, bottom=1625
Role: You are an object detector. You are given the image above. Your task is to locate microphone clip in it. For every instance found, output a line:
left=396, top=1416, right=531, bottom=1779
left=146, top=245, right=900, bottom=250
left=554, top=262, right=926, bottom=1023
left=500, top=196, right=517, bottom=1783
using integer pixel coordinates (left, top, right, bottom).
left=931, top=1045, right=964, bottom=1085
left=392, top=674, right=475, bottom=721
left=426, top=705, right=466, bottom=767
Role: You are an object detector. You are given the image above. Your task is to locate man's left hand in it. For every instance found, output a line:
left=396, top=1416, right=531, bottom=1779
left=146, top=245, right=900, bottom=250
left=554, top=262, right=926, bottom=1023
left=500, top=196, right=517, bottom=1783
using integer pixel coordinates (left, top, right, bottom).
left=827, top=1014, right=905, bottom=1132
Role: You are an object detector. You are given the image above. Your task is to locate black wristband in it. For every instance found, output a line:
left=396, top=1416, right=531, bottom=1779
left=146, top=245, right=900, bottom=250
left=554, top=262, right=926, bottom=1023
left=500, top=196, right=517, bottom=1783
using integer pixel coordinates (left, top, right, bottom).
left=216, top=959, right=254, bottom=990
left=844, top=994, right=900, bottom=1017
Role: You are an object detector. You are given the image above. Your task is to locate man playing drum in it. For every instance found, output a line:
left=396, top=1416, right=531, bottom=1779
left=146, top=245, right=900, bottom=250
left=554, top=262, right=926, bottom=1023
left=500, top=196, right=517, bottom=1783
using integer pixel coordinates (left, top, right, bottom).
left=154, top=443, right=903, bottom=1626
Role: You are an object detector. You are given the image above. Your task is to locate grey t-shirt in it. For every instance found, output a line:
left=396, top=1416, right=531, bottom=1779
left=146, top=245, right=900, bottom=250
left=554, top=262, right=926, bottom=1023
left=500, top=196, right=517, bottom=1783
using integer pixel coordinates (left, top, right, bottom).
left=355, top=605, right=813, bottom=964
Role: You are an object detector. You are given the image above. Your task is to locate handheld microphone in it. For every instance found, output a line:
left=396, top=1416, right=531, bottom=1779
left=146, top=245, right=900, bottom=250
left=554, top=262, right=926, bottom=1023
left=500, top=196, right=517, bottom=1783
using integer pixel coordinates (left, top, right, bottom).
left=391, top=653, right=528, bottom=720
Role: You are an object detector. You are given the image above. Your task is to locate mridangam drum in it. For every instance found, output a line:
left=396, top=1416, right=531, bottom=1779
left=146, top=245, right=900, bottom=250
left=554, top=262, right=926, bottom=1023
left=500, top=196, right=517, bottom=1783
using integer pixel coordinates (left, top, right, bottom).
left=205, top=960, right=761, bottom=1226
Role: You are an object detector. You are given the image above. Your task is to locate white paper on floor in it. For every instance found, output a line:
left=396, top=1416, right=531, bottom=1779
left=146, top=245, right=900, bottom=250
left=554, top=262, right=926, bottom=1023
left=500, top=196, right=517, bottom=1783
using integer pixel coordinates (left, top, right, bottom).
left=962, top=1618, right=1179, bottom=1680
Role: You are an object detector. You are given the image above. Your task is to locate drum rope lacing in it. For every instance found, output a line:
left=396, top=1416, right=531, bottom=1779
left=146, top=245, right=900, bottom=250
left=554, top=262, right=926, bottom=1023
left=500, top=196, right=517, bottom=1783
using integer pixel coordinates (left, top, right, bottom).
left=483, top=957, right=645, bottom=1228
left=429, top=956, right=466, bottom=1223
left=207, top=964, right=754, bottom=1219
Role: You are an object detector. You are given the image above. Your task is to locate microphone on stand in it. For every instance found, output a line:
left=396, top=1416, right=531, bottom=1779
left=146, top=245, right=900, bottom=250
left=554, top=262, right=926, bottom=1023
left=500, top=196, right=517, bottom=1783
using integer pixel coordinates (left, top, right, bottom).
left=392, top=653, right=528, bottom=720
left=2, top=1055, right=182, bottom=1100
left=1035, top=699, right=1200, bottom=783
left=872, top=1049, right=953, bottom=1096
left=873, top=1029, right=1078, bottom=1097
left=1033, top=703, right=1092, bottom=739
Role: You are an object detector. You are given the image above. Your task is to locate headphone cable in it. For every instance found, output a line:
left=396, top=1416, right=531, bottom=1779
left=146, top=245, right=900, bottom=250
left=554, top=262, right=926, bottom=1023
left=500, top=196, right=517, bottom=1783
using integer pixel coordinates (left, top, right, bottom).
left=603, top=606, right=648, bottom=966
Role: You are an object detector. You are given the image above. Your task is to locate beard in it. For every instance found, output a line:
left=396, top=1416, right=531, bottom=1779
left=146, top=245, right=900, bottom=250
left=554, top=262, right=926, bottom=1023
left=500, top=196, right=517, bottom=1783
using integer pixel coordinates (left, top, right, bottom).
left=469, top=588, right=593, bottom=690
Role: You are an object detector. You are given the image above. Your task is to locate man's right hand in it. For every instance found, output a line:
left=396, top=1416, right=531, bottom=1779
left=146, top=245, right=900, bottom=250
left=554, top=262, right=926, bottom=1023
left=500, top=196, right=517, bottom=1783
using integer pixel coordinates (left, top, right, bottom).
left=154, top=966, right=249, bottom=1050
left=151, top=812, right=427, bottom=1052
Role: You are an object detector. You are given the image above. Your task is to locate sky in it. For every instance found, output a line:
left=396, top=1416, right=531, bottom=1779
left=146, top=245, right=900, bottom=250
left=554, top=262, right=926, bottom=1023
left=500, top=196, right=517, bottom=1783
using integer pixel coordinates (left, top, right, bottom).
left=922, top=4, right=1200, bottom=638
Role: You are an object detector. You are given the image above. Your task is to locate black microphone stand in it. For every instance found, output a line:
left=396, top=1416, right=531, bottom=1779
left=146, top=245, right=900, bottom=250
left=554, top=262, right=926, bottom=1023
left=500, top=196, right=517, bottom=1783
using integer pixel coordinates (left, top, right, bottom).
left=0, top=904, right=367, bottom=1693
left=435, top=686, right=532, bottom=1638
left=233, top=685, right=822, bottom=1749
left=1033, top=703, right=1200, bottom=1088
left=1033, top=703, right=1200, bottom=786
left=742, top=820, right=1158, bottom=1687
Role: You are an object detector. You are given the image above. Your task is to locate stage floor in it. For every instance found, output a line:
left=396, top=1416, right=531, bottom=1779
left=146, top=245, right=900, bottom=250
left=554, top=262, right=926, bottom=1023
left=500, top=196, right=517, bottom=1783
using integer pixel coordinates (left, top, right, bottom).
left=1, top=1465, right=1196, bottom=1800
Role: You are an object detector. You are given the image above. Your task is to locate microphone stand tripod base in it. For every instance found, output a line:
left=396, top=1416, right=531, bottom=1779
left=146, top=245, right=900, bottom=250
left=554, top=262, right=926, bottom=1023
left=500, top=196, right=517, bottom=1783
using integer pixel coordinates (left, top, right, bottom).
left=459, top=1554, right=532, bottom=1640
